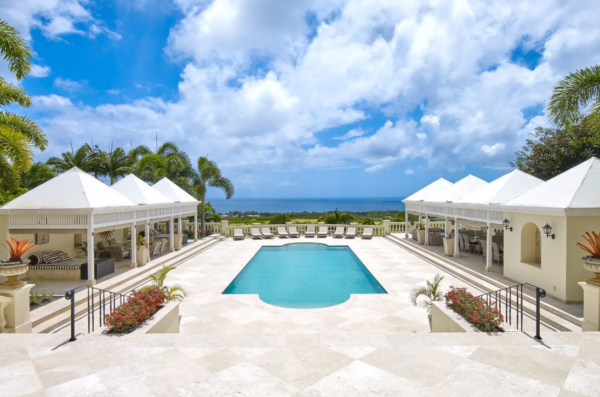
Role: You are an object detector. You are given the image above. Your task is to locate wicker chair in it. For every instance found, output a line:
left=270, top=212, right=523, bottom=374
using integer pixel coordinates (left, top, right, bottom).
left=108, top=244, right=130, bottom=261
left=492, top=242, right=503, bottom=265
left=96, top=240, right=111, bottom=258
left=150, top=240, right=162, bottom=258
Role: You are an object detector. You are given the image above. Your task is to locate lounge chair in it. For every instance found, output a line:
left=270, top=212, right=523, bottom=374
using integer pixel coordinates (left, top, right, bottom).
left=305, top=225, right=316, bottom=238
left=261, top=228, right=275, bottom=239
left=151, top=240, right=162, bottom=258
left=333, top=227, right=344, bottom=238
left=277, top=227, right=289, bottom=238
left=250, top=228, right=262, bottom=239
left=233, top=228, right=244, bottom=240
left=317, top=226, right=328, bottom=238
left=361, top=228, right=373, bottom=239
left=288, top=226, right=300, bottom=238
left=160, top=239, right=169, bottom=255
left=345, top=227, right=356, bottom=239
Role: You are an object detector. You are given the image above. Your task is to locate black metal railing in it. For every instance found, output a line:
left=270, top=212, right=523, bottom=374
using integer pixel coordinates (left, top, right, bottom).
left=478, top=283, right=546, bottom=340
left=65, top=285, right=131, bottom=342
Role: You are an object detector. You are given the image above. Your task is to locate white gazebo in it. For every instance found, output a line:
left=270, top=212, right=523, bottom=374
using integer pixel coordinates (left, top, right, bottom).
left=0, top=168, right=199, bottom=285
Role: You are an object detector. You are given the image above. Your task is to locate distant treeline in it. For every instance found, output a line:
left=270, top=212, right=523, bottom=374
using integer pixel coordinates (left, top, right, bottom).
left=224, top=210, right=420, bottom=225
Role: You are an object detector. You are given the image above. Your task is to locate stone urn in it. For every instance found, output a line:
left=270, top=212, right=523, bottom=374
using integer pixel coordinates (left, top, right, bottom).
left=443, top=237, right=454, bottom=256
left=136, top=244, right=149, bottom=267
left=583, top=256, right=600, bottom=287
left=0, top=258, right=30, bottom=288
left=174, top=233, right=183, bottom=251
left=417, top=229, right=426, bottom=245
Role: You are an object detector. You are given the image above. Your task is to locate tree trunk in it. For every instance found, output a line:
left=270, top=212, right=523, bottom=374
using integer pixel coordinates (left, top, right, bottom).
left=201, top=201, right=206, bottom=238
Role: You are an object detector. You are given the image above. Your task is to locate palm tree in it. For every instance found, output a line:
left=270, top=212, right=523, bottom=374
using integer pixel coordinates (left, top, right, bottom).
left=148, top=265, right=187, bottom=302
left=410, top=274, right=445, bottom=315
left=97, top=145, right=131, bottom=185
left=20, top=162, right=54, bottom=189
left=130, top=142, right=194, bottom=187
left=193, top=157, right=234, bottom=237
left=47, top=143, right=96, bottom=173
left=547, top=65, right=600, bottom=131
left=0, top=20, right=47, bottom=190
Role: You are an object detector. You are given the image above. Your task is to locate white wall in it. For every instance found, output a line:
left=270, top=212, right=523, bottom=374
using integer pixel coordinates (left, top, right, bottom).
left=566, top=216, right=600, bottom=302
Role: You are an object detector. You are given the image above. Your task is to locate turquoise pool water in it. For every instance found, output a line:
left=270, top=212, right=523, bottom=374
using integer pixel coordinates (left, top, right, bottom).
left=223, top=243, right=386, bottom=308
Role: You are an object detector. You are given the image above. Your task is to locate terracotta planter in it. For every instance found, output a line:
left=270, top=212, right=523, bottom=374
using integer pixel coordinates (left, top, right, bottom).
left=583, top=256, right=600, bottom=287
left=443, top=238, right=454, bottom=256
left=174, top=234, right=183, bottom=251
left=137, top=245, right=149, bottom=266
left=0, top=258, right=30, bottom=288
left=417, top=229, right=426, bottom=245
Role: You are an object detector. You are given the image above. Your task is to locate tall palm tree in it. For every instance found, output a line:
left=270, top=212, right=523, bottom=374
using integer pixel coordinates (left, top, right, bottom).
left=47, top=143, right=96, bottom=173
left=20, top=162, right=54, bottom=189
left=193, top=157, right=234, bottom=237
left=0, top=20, right=47, bottom=190
left=130, top=141, right=195, bottom=190
left=547, top=65, right=600, bottom=131
left=97, top=145, right=131, bottom=185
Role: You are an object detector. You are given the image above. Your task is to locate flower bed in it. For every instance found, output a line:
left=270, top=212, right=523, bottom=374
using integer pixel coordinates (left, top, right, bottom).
left=105, top=286, right=166, bottom=333
left=444, top=287, right=504, bottom=331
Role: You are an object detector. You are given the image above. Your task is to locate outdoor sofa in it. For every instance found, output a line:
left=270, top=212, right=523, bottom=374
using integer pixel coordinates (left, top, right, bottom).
left=27, top=251, right=115, bottom=280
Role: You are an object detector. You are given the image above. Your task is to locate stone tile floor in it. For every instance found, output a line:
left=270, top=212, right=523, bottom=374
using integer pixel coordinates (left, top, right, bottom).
left=2, top=237, right=599, bottom=396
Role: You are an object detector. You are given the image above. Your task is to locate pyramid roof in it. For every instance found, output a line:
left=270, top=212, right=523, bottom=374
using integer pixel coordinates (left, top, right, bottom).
left=403, top=178, right=453, bottom=202
left=424, top=175, right=488, bottom=203
left=153, top=178, right=198, bottom=203
left=454, top=170, right=543, bottom=206
left=111, top=175, right=174, bottom=205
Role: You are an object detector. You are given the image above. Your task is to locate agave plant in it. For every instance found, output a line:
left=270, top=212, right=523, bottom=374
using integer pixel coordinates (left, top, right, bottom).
left=148, top=265, right=187, bottom=302
left=577, top=231, right=600, bottom=259
left=410, top=274, right=445, bottom=315
left=3, top=238, right=38, bottom=261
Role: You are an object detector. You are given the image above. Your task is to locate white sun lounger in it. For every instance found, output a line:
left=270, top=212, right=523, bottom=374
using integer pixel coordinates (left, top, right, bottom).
left=288, top=226, right=300, bottom=238
left=305, top=225, right=316, bottom=237
left=361, top=228, right=373, bottom=239
left=333, top=227, right=344, bottom=238
left=261, top=228, right=275, bottom=239
left=233, top=228, right=244, bottom=240
left=277, top=227, right=290, bottom=238
left=250, top=228, right=262, bottom=239
left=317, top=226, right=328, bottom=238
left=345, top=227, right=356, bottom=238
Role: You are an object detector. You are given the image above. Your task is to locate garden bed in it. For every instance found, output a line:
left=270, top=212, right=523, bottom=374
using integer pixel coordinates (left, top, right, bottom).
left=443, top=287, right=504, bottom=332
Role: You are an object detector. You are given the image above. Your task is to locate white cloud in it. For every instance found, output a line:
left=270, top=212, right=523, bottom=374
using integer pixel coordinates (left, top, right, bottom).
left=405, top=169, right=414, bottom=175
left=24, top=0, right=600, bottom=179
left=279, top=181, right=299, bottom=186
left=106, top=89, right=121, bottom=95
left=54, top=77, right=85, bottom=91
left=29, top=65, right=51, bottom=78
left=334, top=128, right=365, bottom=140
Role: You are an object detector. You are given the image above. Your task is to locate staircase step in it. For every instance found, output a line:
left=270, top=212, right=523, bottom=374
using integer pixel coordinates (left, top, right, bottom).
left=385, top=234, right=581, bottom=333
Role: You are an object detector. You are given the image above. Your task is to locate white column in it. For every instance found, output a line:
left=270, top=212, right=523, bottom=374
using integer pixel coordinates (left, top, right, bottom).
left=86, top=227, right=95, bottom=286
left=169, top=216, right=175, bottom=252
left=425, top=215, right=430, bottom=246
left=130, top=222, right=137, bottom=266
left=579, top=282, right=600, bottom=331
left=382, top=219, right=390, bottom=235
left=405, top=215, right=409, bottom=237
left=144, top=220, right=150, bottom=242
left=178, top=217, right=182, bottom=235
left=454, top=218, right=459, bottom=258
left=486, top=222, right=492, bottom=271
left=194, top=213, right=198, bottom=241
left=445, top=217, right=449, bottom=235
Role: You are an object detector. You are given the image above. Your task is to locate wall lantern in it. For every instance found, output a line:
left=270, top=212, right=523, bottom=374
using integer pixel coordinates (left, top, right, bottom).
left=503, top=219, right=513, bottom=232
left=542, top=223, right=555, bottom=239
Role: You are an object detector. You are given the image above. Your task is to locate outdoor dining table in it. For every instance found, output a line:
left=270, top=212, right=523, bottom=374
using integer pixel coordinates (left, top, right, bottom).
left=469, top=236, right=503, bottom=252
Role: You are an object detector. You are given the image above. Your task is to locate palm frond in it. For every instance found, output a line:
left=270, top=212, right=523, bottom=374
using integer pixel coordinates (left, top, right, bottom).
left=0, top=79, right=31, bottom=107
left=0, top=111, right=47, bottom=150
left=0, top=20, right=32, bottom=80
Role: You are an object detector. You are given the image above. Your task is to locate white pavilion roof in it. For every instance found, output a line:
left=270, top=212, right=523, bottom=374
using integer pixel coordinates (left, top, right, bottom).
left=153, top=178, right=198, bottom=203
left=454, top=170, right=544, bottom=206
left=0, top=167, right=137, bottom=210
left=111, top=174, right=174, bottom=205
left=403, top=178, right=453, bottom=202
left=502, top=157, right=600, bottom=214
left=424, top=175, right=488, bottom=203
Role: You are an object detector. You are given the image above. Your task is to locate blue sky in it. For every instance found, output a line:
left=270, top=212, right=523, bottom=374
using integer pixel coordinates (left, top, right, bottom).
left=3, top=0, right=600, bottom=200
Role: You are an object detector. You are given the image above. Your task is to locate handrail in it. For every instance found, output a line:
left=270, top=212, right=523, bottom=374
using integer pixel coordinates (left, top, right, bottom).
left=64, top=285, right=85, bottom=342
left=478, top=283, right=546, bottom=340
left=87, top=286, right=131, bottom=333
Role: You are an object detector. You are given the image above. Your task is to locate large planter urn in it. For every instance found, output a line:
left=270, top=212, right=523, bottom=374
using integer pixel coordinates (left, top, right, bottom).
left=583, top=257, right=600, bottom=287
left=174, top=233, right=183, bottom=251
left=417, top=229, right=426, bottom=245
left=137, top=245, right=149, bottom=266
left=0, top=258, right=30, bottom=289
left=443, top=238, right=455, bottom=256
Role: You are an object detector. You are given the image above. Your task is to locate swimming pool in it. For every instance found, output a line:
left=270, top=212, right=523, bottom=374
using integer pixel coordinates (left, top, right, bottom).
left=223, top=243, right=386, bottom=308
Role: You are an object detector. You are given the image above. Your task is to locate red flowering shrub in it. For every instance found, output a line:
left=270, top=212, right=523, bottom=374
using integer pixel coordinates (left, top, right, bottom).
left=444, top=287, right=504, bottom=331
left=105, top=286, right=166, bottom=333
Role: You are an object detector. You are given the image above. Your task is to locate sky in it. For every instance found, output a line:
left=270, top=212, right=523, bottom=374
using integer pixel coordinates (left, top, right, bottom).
left=2, top=0, right=600, bottom=200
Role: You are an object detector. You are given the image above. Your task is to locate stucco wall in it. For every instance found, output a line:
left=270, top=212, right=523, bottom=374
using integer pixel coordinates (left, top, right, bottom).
left=566, top=216, right=600, bottom=302
left=503, top=213, right=569, bottom=301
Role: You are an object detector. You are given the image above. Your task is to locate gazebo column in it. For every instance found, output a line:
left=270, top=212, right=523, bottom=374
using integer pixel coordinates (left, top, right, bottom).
left=444, top=217, right=449, bottom=235
left=486, top=222, right=493, bottom=271
left=424, top=215, right=429, bottom=246
left=454, top=218, right=459, bottom=258
left=86, top=227, right=95, bottom=286
left=130, top=222, right=137, bottom=267
left=144, top=220, right=149, bottom=243
left=169, top=216, right=174, bottom=252
left=404, top=214, right=409, bottom=238
left=194, top=213, right=198, bottom=242
left=177, top=217, right=182, bottom=236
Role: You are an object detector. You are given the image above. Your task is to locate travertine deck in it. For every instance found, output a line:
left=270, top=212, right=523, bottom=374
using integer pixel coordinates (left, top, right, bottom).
left=1, top=237, right=599, bottom=396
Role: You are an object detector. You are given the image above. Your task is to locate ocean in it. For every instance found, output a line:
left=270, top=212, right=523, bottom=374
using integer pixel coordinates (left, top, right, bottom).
left=208, top=198, right=406, bottom=214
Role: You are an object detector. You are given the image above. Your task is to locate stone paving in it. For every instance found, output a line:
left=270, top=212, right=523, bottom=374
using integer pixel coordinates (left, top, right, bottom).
left=1, top=237, right=599, bottom=396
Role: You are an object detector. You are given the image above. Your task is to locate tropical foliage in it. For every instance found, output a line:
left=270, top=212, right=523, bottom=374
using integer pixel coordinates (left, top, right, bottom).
left=409, top=274, right=444, bottom=314
left=445, top=286, right=504, bottom=331
left=104, top=286, right=166, bottom=333
left=3, top=238, right=37, bottom=261
left=0, top=20, right=47, bottom=191
left=193, top=157, right=234, bottom=237
left=147, top=265, right=188, bottom=302
left=577, top=231, right=600, bottom=259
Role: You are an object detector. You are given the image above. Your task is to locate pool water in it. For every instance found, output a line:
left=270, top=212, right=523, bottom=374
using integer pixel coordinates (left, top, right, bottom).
left=223, top=243, right=386, bottom=308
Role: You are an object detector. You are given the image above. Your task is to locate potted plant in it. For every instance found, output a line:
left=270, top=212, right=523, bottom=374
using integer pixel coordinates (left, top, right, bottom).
left=416, top=223, right=426, bottom=244
left=173, top=228, right=183, bottom=251
left=410, top=274, right=444, bottom=330
left=136, top=234, right=149, bottom=267
left=443, top=231, right=454, bottom=256
left=0, top=238, right=38, bottom=288
left=577, top=231, right=600, bottom=287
